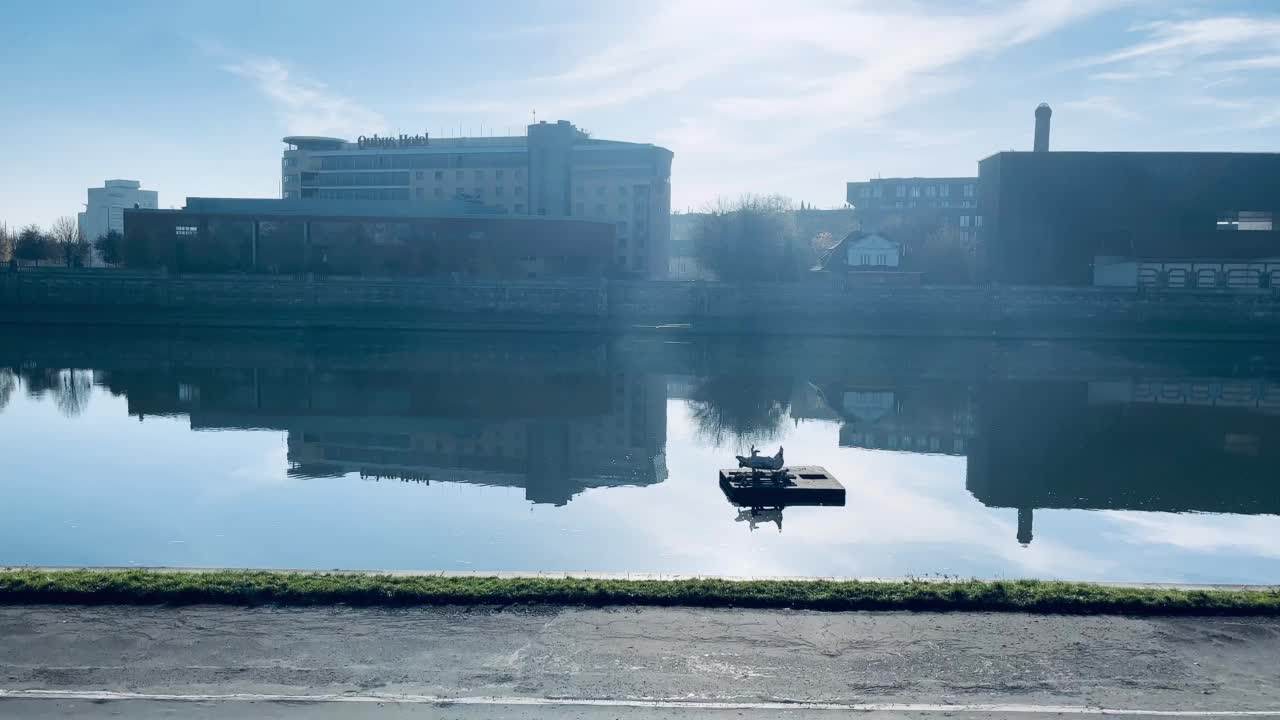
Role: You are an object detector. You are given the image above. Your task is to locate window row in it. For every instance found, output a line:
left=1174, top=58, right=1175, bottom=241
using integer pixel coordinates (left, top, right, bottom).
left=316, top=154, right=528, bottom=171
left=859, top=183, right=976, bottom=199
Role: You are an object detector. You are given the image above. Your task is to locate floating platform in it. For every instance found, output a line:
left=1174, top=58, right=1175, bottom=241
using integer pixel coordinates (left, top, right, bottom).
left=718, top=465, right=845, bottom=507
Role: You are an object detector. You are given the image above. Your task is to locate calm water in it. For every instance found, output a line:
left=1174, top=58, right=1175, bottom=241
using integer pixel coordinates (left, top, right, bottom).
left=2, top=329, right=1279, bottom=584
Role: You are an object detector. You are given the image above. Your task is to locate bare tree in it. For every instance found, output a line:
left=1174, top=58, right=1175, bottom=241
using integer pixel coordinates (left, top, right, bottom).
left=687, top=374, right=794, bottom=449
left=49, top=216, right=89, bottom=267
left=53, top=369, right=94, bottom=417
left=692, top=194, right=807, bottom=282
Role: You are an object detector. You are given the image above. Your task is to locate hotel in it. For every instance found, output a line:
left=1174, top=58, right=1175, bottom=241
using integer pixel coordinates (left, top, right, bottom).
left=282, top=120, right=673, bottom=277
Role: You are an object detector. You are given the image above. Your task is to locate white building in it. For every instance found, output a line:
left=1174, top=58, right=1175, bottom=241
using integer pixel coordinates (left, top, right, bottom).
left=282, top=120, right=673, bottom=278
left=846, top=233, right=900, bottom=268
left=78, top=180, right=158, bottom=264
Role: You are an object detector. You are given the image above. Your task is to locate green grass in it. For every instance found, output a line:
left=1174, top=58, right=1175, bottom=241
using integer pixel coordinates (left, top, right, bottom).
left=1, top=569, right=1279, bottom=615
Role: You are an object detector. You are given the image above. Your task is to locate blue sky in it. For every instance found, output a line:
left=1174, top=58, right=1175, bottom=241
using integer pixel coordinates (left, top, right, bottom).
left=2, top=0, right=1279, bottom=230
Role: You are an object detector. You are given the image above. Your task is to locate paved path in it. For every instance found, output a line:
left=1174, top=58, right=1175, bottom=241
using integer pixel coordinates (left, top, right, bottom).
left=1, top=604, right=1278, bottom=718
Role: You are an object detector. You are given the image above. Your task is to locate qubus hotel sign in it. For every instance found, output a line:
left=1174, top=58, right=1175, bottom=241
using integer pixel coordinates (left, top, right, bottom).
left=357, top=133, right=430, bottom=149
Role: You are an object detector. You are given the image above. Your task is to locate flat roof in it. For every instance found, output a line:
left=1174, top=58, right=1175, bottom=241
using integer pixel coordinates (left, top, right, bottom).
left=979, top=150, right=1280, bottom=163
left=281, top=134, right=670, bottom=155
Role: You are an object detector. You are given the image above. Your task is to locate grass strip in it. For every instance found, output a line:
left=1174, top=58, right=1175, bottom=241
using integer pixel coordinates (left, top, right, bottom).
left=1, top=570, right=1278, bottom=615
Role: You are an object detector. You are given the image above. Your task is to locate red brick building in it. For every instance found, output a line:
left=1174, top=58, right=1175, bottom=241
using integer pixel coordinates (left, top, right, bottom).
left=124, top=198, right=615, bottom=279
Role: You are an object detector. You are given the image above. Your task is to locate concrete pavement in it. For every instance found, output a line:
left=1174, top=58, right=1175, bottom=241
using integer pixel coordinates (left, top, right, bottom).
left=1, top=604, right=1278, bottom=718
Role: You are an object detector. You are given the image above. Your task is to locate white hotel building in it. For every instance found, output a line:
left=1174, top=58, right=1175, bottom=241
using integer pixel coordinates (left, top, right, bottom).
left=78, top=179, right=158, bottom=264
left=281, top=120, right=673, bottom=277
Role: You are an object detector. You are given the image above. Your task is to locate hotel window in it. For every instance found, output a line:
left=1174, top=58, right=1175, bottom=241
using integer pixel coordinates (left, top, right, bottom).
left=896, top=185, right=906, bottom=197
left=434, top=171, right=443, bottom=181
left=940, top=185, right=950, bottom=197
left=872, top=185, right=883, bottom=198
left=175, top=225, right=198, bottom=237
left=415, top=171, right=424, bottom=180
left=959, top=215, right=971, bottom=227
left=283, top=157, right=298, bottom=168
left=877, top=254, right=887, bottom=265
left=975, top=215, right=983, bottom=227
left=925, top=185, right=936, bottom=197
left=495, top=169, right=505, bottom=180
left=963, top=184, right=975, bottom=197
left=910, top=186, right=921, bottom=198
left=859, top=187, right=871, bottom=199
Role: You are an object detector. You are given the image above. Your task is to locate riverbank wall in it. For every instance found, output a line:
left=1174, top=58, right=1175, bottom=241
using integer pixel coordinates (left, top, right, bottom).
left=3, top=267, right=1279, bottom=340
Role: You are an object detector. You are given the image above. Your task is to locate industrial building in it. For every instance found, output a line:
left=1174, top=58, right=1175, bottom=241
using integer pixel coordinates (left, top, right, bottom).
left=281, top=120, right=673, bottom=277
left=978, top=104, right=1280, bottom=287
left=845, top=176, right=980, bottom=240
left=123, top=197, right=614, bottom=280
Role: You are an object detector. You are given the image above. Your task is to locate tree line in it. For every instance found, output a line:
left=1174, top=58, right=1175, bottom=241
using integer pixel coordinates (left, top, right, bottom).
left=0, top=219, right=123, bottom=268
left=690, top=195, right=976, bottom=284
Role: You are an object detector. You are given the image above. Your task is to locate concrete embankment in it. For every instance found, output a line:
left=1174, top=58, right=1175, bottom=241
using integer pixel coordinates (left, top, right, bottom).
left=2, top=603, right=1279, bottom=716
left=4, top=267, right=1280, bottom=340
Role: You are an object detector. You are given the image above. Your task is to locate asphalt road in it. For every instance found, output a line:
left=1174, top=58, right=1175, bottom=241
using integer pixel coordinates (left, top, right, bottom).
left=1, top=604, right=1278, bottom=718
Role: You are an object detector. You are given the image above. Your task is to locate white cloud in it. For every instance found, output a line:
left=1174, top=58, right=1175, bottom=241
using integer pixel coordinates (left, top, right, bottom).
left=223, top=55, right=386, bottom=138
left=1104, top=512, right=1280, bottom=560
left=1078, top=16, right=1280, bottom=69
left=418, top=0, right=1123, bottom=206
left=1060, top=95, right=1141, bottom=121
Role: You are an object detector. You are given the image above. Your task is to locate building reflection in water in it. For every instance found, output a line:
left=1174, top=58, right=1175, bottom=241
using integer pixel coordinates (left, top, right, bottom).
left=967, top=377, right=1280, bottom=545
left=6, top=331, right=1280, bottom=543
left=799, top=368, right=1280, bottom=546
left=93, top=349, right=667, bottom=507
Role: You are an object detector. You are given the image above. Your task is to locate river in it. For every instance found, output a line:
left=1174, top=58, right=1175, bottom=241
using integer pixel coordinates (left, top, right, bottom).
left=1, top=328, right=1277, bottom=583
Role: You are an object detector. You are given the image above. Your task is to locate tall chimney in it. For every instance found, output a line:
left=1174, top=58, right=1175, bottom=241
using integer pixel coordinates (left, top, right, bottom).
left=1034, top=102, right=1052, bottom=152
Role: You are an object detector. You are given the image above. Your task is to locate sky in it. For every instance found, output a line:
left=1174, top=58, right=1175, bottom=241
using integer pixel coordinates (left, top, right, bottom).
left=2, top=0, right=1279, bottom=230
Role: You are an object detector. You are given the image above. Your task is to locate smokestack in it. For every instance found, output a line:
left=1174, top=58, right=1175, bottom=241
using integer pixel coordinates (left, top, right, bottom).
left=1034, top=102, right=1052, bottom=152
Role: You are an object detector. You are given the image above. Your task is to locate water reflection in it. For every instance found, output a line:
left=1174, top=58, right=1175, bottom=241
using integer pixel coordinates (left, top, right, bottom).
left=3, top=330, right=1280, bottom=577
left=95, top=363, right=667, bottom=508
left=967, top=377, right=1280, bottom=545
